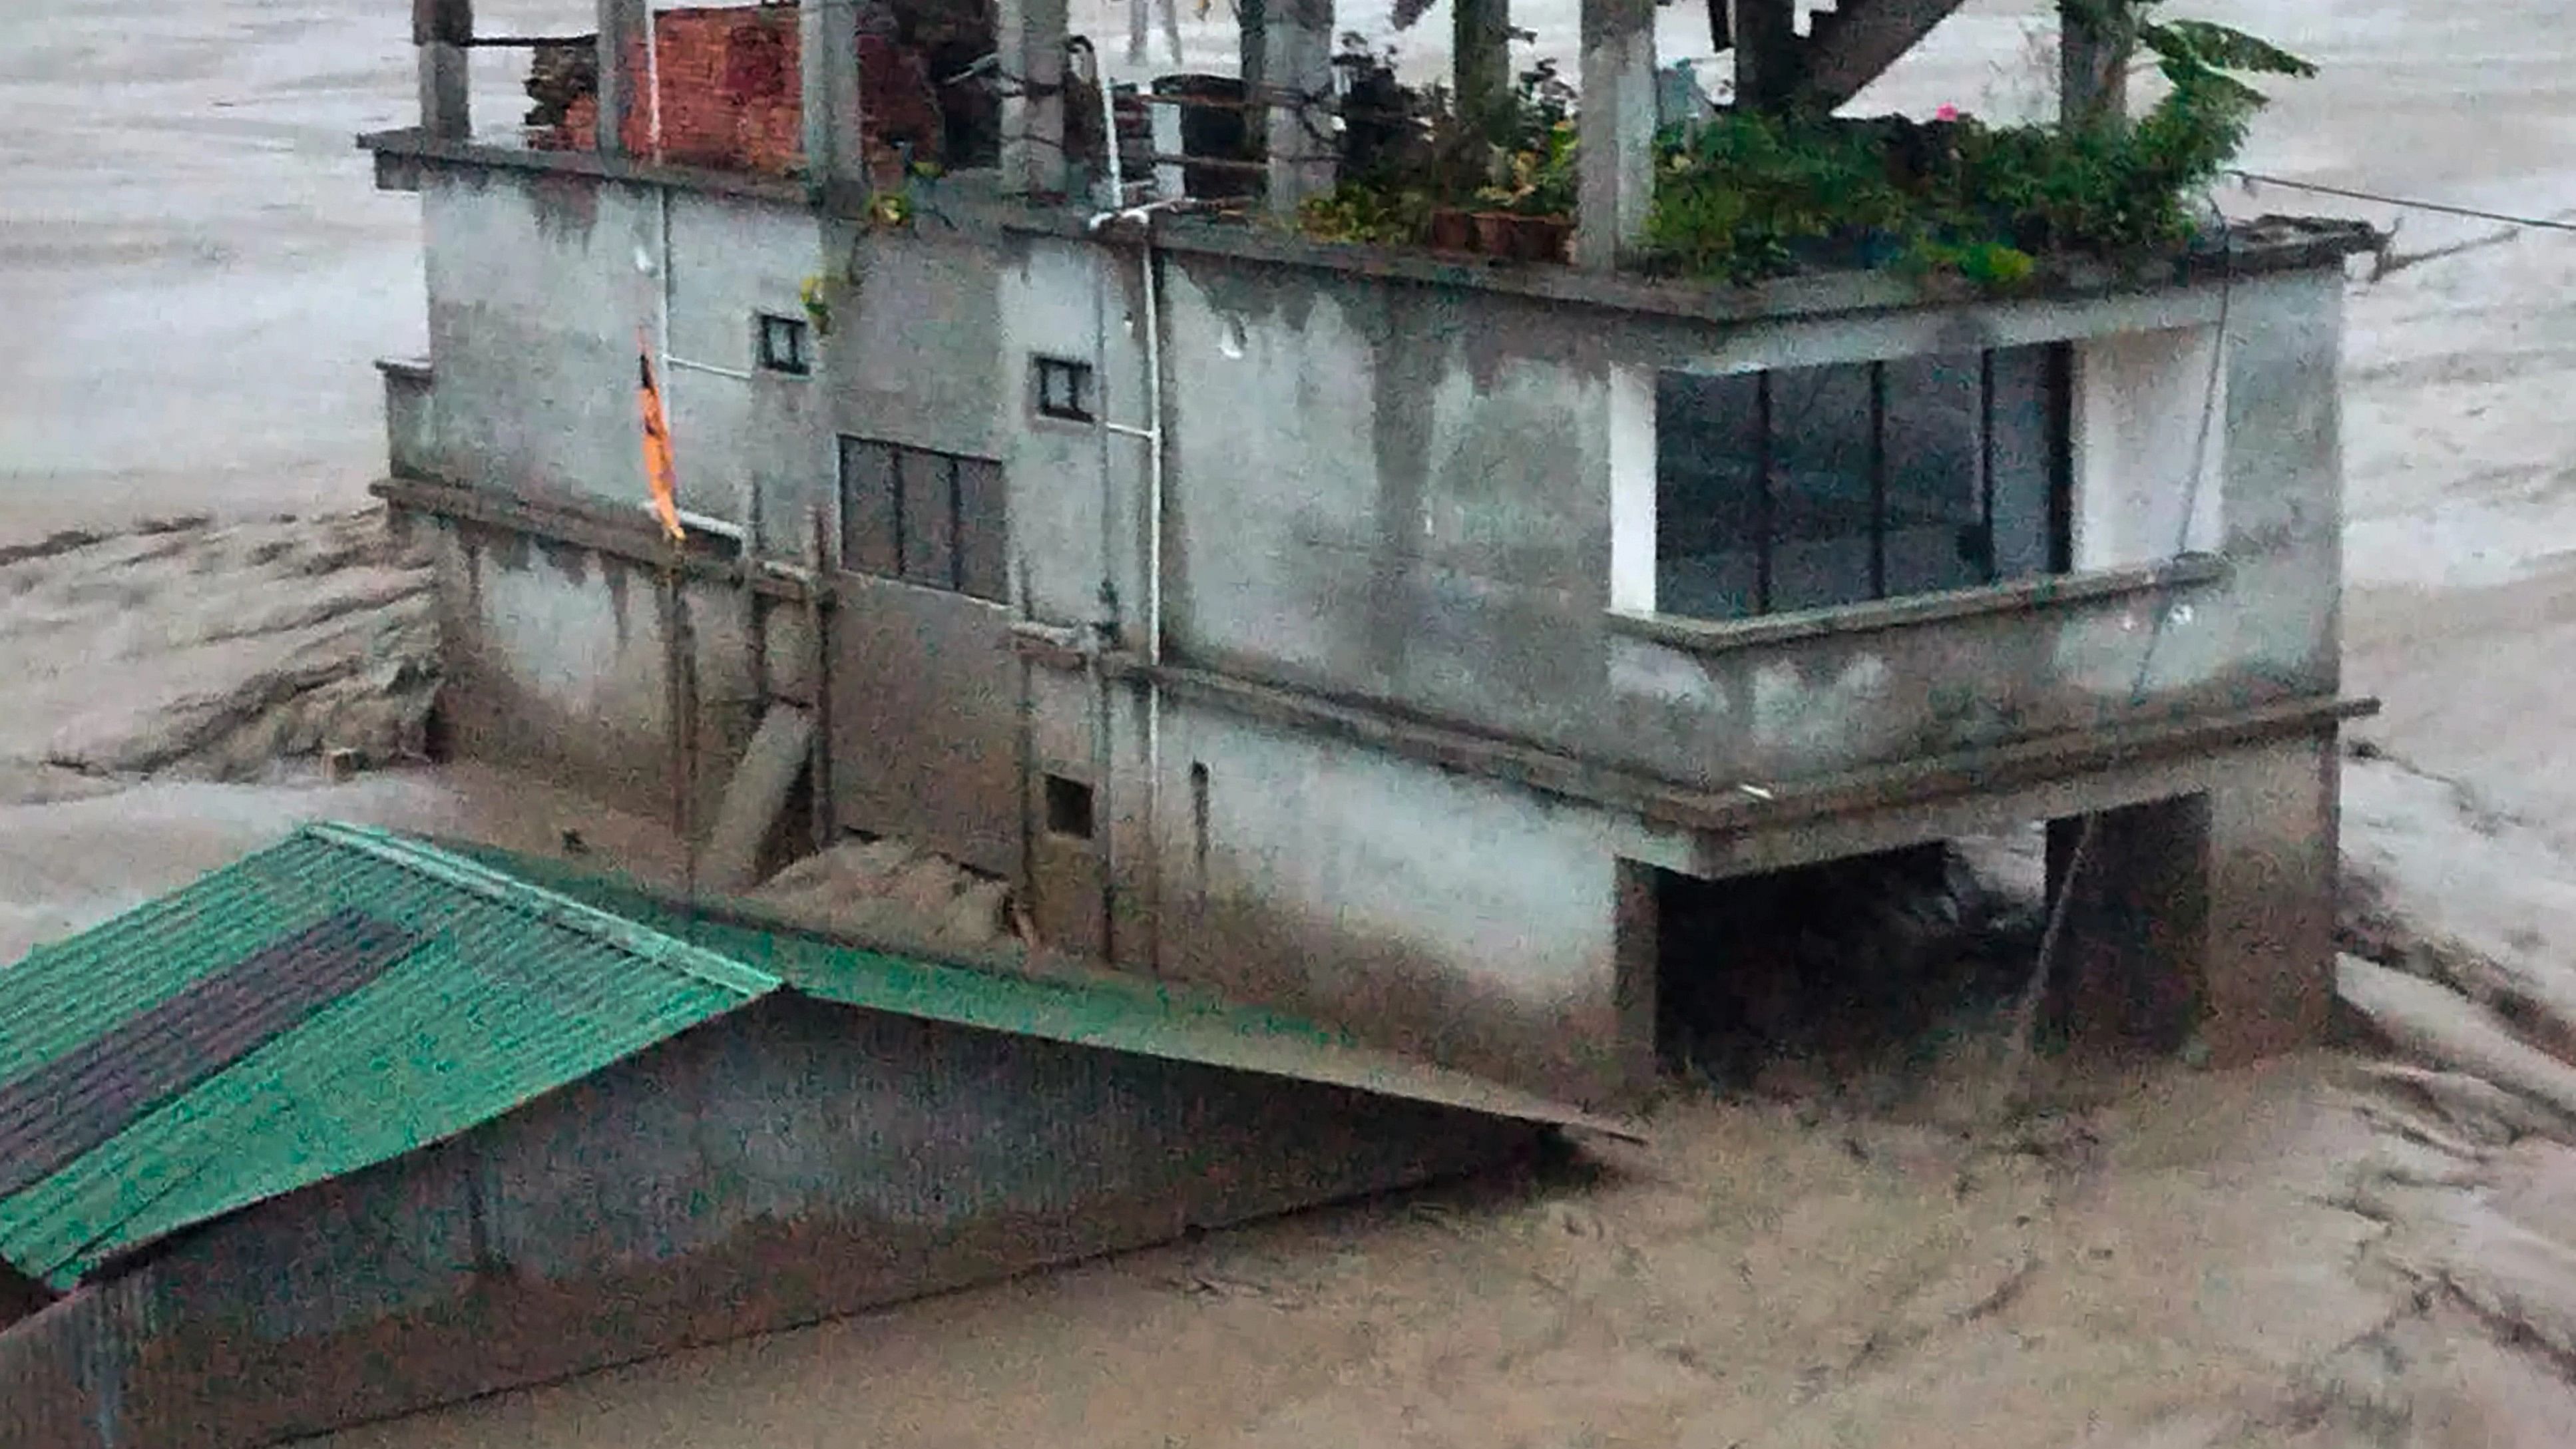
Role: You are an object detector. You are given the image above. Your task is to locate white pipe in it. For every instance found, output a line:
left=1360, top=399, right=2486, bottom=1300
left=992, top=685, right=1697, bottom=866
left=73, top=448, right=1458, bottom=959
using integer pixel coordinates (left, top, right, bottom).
left=1082, top=58, right=1173, bottom=971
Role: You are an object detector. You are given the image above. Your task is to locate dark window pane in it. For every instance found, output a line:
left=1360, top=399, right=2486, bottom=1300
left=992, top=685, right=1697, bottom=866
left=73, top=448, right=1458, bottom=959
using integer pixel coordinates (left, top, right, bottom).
left=897, top=449, right=957, bottom=588
left=1987, top=343, right=2060, bottom=581
left=837, top=437, right=899, bottom=575
left=1766, top=363, right=1877, bottom=612
left=1882, top=351, right=1988, bottom=596
left=955, top=457, right=1008, bottom=602
left=1654, top=370, right=1765, bottom=620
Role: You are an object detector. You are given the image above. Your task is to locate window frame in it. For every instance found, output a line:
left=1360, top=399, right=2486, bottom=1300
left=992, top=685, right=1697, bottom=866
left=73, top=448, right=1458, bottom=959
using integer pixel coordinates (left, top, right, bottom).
left=1649, top=343, right=2073, bottom=624
left=754, top=311, right=811, bottom=377
left=1032, top=355, right=1096, bottom=423
left=835, top=434, right=1008, bottom=602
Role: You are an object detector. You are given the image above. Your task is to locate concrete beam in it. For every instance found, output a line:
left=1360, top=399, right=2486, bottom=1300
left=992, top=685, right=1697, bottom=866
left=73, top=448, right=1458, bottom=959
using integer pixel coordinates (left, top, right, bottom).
left=595, top=0, right=649, bottom=160
left=1263, top=0, right=1335, bottom=217
left=1454, top=0, right=1513, bottom=141
left=1576, top=0, right=1656, bottom=270
left=1000, top=0, right=1070, bottom=197
left=1799, top=0, right=1972, bottom=113
left=801, top=0, right=868, bottom=202
left=415, top=0, right=473, bottom=140
left=1732, top=0, right=1801, bottom=112
left=2059, top=0, right=2129, bottom=126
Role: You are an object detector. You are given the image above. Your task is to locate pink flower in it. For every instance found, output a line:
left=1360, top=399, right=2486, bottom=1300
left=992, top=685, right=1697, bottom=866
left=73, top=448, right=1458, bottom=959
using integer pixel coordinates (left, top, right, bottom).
left=1935, top=104, right=1961, bottom=121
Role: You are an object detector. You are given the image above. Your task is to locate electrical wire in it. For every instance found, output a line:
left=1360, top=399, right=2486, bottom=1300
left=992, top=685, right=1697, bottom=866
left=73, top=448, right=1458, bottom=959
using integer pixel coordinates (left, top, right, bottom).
left=2229, top=170, right=2576, bottom=234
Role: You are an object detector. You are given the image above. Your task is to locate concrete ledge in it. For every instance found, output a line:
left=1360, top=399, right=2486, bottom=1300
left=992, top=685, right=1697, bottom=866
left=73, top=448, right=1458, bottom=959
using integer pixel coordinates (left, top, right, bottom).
left=354, top=126, right=2379, bottom=328
left=371, top=475, right=819, bottom=602
left=1118, top=650, right=2376, bottom=835
left=1607, top=554, right=2233, bottom=656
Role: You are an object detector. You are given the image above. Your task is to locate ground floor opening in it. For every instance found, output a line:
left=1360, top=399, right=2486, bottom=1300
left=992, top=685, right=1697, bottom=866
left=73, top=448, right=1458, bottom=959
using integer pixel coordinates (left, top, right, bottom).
left=1635, top=796, right=2221, bottom=1106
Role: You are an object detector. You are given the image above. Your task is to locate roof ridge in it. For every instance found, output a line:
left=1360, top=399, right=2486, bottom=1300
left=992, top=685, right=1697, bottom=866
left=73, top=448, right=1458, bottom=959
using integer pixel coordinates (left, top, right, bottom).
left=298, top=824, right=782, bottom=1000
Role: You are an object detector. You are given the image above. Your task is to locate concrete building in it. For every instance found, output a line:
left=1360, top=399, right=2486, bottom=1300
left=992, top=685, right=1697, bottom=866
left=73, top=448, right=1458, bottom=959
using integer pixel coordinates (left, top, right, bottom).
left=361, top=0, right=2378, bottom=1109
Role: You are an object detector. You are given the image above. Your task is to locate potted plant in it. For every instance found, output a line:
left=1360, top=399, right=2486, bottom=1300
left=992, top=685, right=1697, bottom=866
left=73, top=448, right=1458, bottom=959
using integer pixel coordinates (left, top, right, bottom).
left=1473, top=116, right=1578, bottom=262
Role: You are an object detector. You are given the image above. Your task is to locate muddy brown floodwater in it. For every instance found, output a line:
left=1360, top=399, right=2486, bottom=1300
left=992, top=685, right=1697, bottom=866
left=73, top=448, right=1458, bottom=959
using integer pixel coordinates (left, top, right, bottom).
left=9, top=0, right=2576, bottom=1445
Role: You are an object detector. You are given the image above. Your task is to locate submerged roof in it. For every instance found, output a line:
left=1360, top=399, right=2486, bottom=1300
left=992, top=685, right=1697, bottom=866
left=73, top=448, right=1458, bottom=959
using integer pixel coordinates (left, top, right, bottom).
left=0, top=823, right=1625, bottom=1291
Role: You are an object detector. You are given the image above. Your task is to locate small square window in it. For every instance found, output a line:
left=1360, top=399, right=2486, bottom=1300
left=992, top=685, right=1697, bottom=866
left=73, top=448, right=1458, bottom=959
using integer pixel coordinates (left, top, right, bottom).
left=1043, top=773, right=1096, bottom=840
left=756, top=313, right=810, bottom=375
left=1034, top=355, right=1094, bottom=422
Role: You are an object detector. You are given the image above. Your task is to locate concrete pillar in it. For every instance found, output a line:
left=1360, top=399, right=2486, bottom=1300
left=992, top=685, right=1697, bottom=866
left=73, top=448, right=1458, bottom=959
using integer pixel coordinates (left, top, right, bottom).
left=2199, top=737, right=2340, bottom=1064
left=595, top=0, right=650, bottom=160
left=1262, top=0, right=1335, bottom=217
left=1611, top=860, right=1663, bottom=1100
left=2058, top=0, right=2129, bottom=127
left=1575, top=0, right=1656, bottom=270
left=1000, top=0, right=1069, bottom=197
left=414, top=0, right=473, bottom=140
left=801, top=0, right=868, bottom=204
left=1454, top=0, right=1513, bottom=142
left=2049, top=797, right=2209, bottom=1053
left=1732, top=0, right=1800, bottom=111
left=2048, top=737, right=2339, bottom=1065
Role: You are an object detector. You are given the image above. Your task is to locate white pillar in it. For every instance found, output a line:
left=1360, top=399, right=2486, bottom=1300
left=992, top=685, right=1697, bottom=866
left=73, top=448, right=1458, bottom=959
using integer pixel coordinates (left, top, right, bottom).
left=801, top=0, right=867, bottom=201
left=594, top=0, right=649, bottom=159
left=1576, top=0, right=1655, bottom=270
left=415, top=0, right=472, bottom=140
left=1000, top=0, right=1069, bottom=196
left=1263, top=0, right=1334, bottom=217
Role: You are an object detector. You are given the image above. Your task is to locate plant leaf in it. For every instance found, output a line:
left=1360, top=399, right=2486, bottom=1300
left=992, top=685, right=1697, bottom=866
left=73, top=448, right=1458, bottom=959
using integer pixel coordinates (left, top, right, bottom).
left=2139, top=19, right=2317, bottom=79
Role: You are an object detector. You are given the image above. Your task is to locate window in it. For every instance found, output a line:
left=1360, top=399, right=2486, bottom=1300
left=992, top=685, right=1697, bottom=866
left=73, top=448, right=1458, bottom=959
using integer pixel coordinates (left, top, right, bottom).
left=1653, top=345, right=2067, bottom=621
left=755, top=313, right=810, bottom=375
left=1033, top=355, right=1094, bottom=422
left=1043, top=774, right=1096, bottom=840
left=837, top=436, right=1007, bottom=600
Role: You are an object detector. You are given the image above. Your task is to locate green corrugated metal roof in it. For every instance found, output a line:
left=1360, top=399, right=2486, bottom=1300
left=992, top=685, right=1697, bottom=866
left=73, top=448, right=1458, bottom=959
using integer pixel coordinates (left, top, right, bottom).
left=0, top=823, right=1631, bottom=1291
left=0, top=825, right=775, bottom=1290
left=433, top=839, right=1643, bottom=1143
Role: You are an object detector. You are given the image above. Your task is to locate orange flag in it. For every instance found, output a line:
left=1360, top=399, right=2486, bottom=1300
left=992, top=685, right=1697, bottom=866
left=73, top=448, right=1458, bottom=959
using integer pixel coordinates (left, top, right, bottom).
left=637, top=337, right=685, bottom=544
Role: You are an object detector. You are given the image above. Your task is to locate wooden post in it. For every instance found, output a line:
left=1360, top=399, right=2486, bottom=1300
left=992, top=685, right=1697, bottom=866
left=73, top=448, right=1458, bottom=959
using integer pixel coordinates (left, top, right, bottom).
left=1454, top=0, right=1513, bottom=141
left=663, top=554, right=701, bottom=895
left=806, top=503, right=837, bottom=852
left=2059, top=0, right=2129, bottom=127
left=414, top=0, right=473, bottom=140
left=1733, top=0, right=1799, bottom=111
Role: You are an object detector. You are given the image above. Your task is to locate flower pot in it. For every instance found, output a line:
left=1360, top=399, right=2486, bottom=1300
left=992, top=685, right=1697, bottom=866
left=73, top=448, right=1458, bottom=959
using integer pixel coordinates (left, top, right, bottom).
left=1474, top=212, right=1572, bottom=264
left=1426, top=208, right=1477, bottom=253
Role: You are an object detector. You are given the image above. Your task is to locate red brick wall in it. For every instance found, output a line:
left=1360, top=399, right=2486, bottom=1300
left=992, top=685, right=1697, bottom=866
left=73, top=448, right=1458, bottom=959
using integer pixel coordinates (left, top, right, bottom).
left=535, top=4, right=949, bottom=181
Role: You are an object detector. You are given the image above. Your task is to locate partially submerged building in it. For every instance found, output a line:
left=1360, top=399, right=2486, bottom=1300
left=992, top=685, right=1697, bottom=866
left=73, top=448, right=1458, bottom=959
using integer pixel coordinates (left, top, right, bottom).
left=362, top=0, right=2376, bottom=1108
left=0, top=823, right=1605, bottom=1448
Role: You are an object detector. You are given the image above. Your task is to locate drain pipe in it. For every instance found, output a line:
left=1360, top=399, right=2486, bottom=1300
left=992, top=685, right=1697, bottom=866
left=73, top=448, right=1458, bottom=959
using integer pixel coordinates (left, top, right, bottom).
left=1082, top=54, right=1182, bottom=971
left=1068, top=35, right=1127, bottom=965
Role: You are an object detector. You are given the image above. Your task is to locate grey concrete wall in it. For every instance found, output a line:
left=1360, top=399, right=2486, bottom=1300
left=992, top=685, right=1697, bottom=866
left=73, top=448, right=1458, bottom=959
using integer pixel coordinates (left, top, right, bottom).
left=1156, top=254, right=2348, bottom=791
left=413, top=513, right=761, bottom=829
left=419, top=169, right=824, bottom=528
left=1146, top=696, right=1693, bottom=1100
left=0, top=997, right=1530, bottom=1449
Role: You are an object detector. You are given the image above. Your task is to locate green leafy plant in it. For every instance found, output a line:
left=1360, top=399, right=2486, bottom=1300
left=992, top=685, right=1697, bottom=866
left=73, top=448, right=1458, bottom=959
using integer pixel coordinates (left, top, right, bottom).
left=1645, top=2, right=2313, bottom=287
left=1297, top=182, right=1434, bottom=245
left=1477, top=117, right=1578, bottom=218
left=799, top=274, right=833, bottom=335
left=1643, top=110, right=1913, bottom=281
